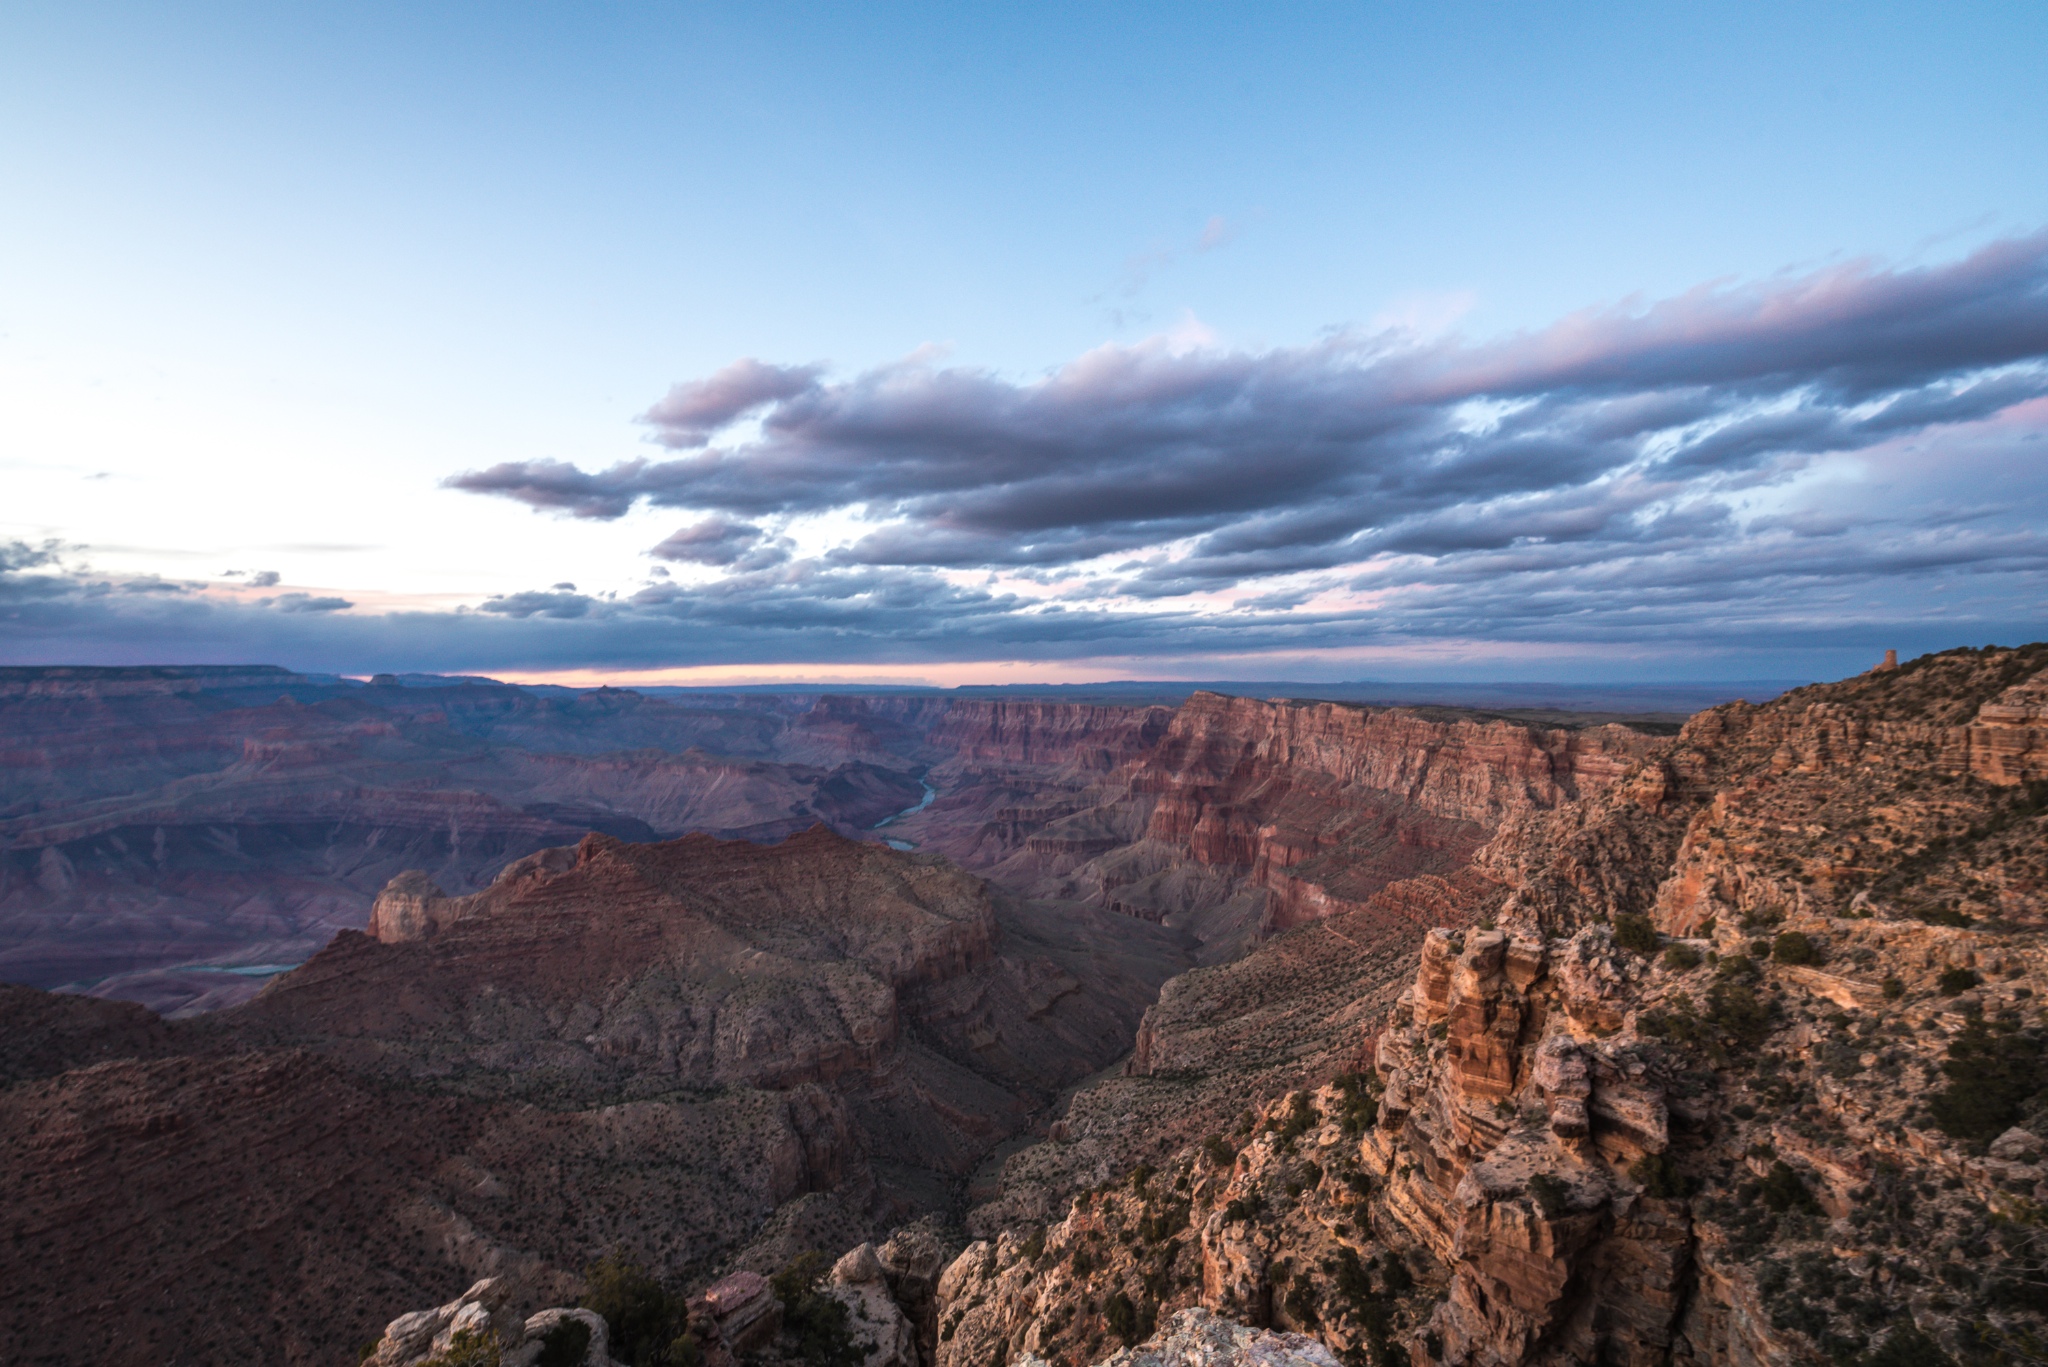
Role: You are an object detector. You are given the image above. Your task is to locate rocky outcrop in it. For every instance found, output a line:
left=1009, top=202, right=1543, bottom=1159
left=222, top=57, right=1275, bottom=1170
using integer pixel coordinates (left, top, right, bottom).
left=363, top=1277, right=542, bottom=1367
left=1083, top=1308, right=1339, bottom=1367
left=701, top=1270, right=782, bottom=1355
left=1970, top=670, right=2048, bottom=785
left=829, top=1243, right=921, bottom=1367
left=941, top=646, right=2048, bottom=1367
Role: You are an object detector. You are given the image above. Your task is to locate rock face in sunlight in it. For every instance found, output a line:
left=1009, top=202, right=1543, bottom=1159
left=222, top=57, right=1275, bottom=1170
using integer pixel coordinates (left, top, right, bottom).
left=900, top=691, right=1656, bottom=958
left=924, top=644, right=2048, bottom=1367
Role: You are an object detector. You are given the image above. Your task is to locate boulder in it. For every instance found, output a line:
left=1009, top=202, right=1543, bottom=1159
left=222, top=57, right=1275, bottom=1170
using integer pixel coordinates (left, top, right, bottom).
left=1091, top=1307, right=1339, bottom=1367
left=1991, top=1126, right=2042, bottom=1163
left=503, top=1308, right=616, bottom=1367
left=364, top=1277, right=523, bottom=1367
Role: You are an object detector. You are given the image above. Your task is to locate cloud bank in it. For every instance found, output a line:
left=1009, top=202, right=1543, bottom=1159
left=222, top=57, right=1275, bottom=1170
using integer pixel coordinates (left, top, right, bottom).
left=8, top=236, right=2047, bottom=679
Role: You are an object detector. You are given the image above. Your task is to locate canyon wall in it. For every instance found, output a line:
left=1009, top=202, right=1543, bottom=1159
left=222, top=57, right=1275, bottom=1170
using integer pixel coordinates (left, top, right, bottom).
left=931, top=644, right=2048, bottom=1367
left=893, top=691, right=1656, bottom=955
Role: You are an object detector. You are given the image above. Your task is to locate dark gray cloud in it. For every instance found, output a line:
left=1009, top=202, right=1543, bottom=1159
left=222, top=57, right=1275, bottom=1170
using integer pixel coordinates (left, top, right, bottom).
left=446, top=233, right=2048, bottom=593
left=272, top=593, right=353, bottom=613
left=648, top=518, right=780, bottom=567
left=478, top=590, right=594, bottom=619
left=639, top=359, right=823, bottom=448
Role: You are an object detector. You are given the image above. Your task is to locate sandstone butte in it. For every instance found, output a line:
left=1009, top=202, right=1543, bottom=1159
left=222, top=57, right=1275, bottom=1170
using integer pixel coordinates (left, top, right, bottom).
left=3, top=644, right=2048, bottom=1367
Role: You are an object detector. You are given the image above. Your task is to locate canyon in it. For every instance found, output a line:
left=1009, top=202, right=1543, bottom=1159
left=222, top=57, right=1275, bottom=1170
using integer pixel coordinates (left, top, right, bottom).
left=15, top=653, right=2048, bottom=1366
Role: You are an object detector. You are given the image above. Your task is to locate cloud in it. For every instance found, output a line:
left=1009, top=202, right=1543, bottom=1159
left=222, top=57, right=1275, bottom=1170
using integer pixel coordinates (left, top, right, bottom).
left=478, top=590, right=594, bottom=619
left=248, top=570, right=281, bottom=587
left=638, top=359, right=822, bottom=448
left=648, top=518, right=771, bottom=566
left=14, top=235, right=2048, bottom=681
left=443, top=233, right=2048, bottom=603
left=273, top=593, right=353, bottom=613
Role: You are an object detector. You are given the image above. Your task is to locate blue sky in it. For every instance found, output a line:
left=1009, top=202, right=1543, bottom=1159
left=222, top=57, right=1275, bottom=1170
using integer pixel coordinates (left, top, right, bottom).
left=3, top=2, right=2046, bottom=684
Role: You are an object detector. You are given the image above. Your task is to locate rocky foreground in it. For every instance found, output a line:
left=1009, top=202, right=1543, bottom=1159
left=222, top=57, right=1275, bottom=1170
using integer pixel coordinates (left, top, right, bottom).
left=928, top=644, right=2048, bottom=1366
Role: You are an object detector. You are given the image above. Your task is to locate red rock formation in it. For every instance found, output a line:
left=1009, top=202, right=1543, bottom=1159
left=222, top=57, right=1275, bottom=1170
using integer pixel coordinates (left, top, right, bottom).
left=924, top=692, right=1654, bottom=950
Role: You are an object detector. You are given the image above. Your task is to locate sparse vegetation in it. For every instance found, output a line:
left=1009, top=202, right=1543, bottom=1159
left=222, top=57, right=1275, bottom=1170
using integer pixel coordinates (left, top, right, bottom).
left=1707, top=981, right=1772, bottom=1047
left=1662, top=943, right=1703, bottom=971
left=583, top=1255, right=693, bottom=1367
left=1758, top=1161, right=1819, bottom=1214
left=1936, top=967, right=1981, bottom=995
left=1770, top=931, right=1821, bottom=966
left=421, top=1329, right=501, bottom=1367
left=1333, top=1072, right=1380, bottom=1137
left=1274, top=1093, right=1320, bottom=1148
left=1629, top=1151, right=1689, bottom=1199
left=536, top=1319, right=593, bottom=1367
left=1613, top=913, right=1660, bottom=954
left=1928, top=1017, right=2047, bottom=1143
left=772, top=1252, right=868, bottom=1367
left=1527, top=1172, right=1569, bottom=1217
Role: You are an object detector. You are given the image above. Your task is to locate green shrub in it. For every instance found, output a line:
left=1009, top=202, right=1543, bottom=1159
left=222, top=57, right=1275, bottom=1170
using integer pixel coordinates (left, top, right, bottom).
left=1274, top=1094, right=1320, bottom=1148
left=1021, top=1228, right=1046, bottom=1264
left=1612, top=914, right=1659, bottom=954
left=1629, top=1151, right=1689, bottom=1199
left=1202, top=1134, right=1236, bottom=1167
left=773, top=1252, right=867, bottom=1367
left=1378, top=1252, right=1413, bottom=1295
left=1882, top=977, right=1905, bottom=1000
left=1936, top=967, right=1981, bottom=995
left=583, top=1255, right=691, bottom=1367
left=1771, top=932, right=1821, bottom=966
left=536, top=1320, right=592, bottom=1367
left=1282, top=1282, right=1319, bottom=1328
left=419, top=1329, right=502, bottom=1367
left=1759, top=1161, right=1819, bottom=1214
left=1928, top=1018, right=2046, bottom=1142
left=1104, top=1290, right=1140, bottom=1343
left=1526, top=1172, right=1569, bottom=1217
left=1861, top=1322, right=1956, bottom=1367
left=1707, top=982, right=1772, bottom=1047
left=1333, top=1248, right=1373, bottom=1304
left=1661, top=943, right=1703, bottom=971
left=1332, top=1072, right=1380, bottom=1137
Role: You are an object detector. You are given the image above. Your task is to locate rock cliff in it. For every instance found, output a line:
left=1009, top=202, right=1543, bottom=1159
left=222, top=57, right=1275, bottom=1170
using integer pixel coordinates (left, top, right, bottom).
left=895, top=693, right=1656, bottom=957
left=931, top=645, right=2048, bottom=1367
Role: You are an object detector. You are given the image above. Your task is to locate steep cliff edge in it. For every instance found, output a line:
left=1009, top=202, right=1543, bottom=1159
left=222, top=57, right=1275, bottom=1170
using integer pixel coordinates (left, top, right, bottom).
left=897, top=692, right=1654, bottom=957
left=930, top=645, right=2048, bottom=1367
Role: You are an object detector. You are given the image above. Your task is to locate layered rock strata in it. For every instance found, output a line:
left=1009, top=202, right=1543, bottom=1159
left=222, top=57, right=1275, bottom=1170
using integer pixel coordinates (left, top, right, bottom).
left=0, top=829, right=1188, bottom=1365
left=935, top=645, right=2048, bottom=1367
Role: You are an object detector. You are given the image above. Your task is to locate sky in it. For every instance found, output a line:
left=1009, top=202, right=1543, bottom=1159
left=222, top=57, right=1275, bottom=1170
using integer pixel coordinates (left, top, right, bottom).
left=3, top=2, right=2046, bottom=686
